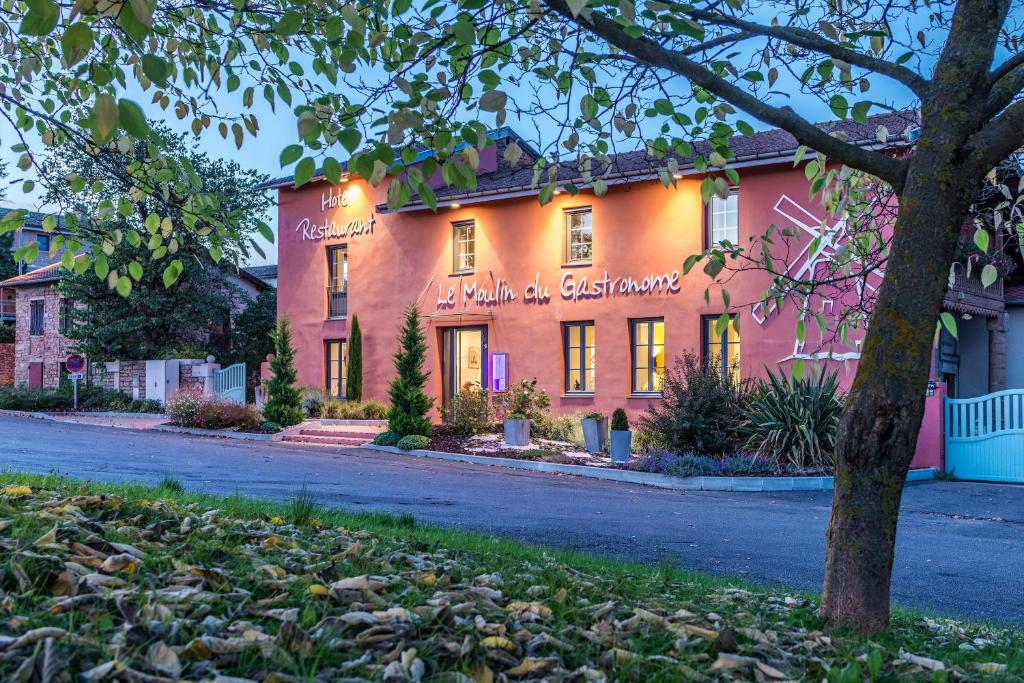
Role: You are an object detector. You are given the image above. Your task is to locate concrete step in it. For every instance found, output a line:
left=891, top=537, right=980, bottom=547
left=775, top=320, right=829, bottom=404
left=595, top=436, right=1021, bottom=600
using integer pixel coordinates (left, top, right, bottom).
left=282, top=434, right=372, bottom=446
left=299, top=429, right=380, bottom=439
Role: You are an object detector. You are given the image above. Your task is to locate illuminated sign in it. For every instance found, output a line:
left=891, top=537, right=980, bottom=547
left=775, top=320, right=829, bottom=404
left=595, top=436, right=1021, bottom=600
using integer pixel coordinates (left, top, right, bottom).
left=293, top=186, right=375, bottom=241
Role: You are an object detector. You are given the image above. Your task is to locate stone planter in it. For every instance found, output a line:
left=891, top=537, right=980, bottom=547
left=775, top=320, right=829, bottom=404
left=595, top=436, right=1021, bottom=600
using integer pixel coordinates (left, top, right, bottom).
left=581, top=416, right=608, bottom=453
left=504, top=418, right=530, bottom=447
left=610, top=430, right=632, bottom=464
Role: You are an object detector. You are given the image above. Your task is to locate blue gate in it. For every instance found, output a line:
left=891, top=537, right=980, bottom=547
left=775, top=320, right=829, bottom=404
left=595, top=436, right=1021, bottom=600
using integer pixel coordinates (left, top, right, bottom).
left=213, top=363, right=246, bottom=404
left=944, top=390, right=1024, bottom=483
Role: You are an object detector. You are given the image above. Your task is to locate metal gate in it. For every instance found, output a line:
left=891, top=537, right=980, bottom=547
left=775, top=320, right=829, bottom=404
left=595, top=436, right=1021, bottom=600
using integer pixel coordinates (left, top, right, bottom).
left=212, top=363, right=246, bottom=404
left=944, top=390, right=1024, bottom=483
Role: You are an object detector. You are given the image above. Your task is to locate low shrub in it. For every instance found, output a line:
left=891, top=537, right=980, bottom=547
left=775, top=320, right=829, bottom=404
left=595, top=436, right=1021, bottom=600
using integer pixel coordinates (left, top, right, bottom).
left=196, top=400, right=263, bottom=431
left=533, top=413, right=585, bottom=449
left=741, top=368, right=843, bottom=470
left=442, top=383, right=493, bottom=435
left=640, top=351, right=745, bottom=456
left=320, top=398, right=344, bottom=419
left=373, top=431, right=401, bottom=446
left=0, top=322, right=14, bottom=343
left=259, top=421, right=282, bottom=433
left=611, top=408, right=629, bottom=431
left=319, top=399, right=391, bottom=420
left=631, top=426, right=665, bottom=453
left=301, top=387, right=329, bottom=418
left=396, top=434, right=431, bottom=451
left=0, top=384, right=163, bottom=414
left=497, top=378, right=550, bottom=425
left=166, top=387, right=205, bottom=427
left=627, top=451, right=788, bottom=477
left=360, top=400, right=389, bottom=420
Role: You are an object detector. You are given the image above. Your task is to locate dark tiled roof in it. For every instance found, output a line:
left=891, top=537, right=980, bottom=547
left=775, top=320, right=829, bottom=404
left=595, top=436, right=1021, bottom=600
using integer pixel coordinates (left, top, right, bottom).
left=255, top=127, right=542, bottom=190
left=1005, top=283, right=1024, bottom=304
left=243, top=264, right=278, bottom=281
left=400, top=111, right=918, bottom=207
left=0, top=207, right=67, bottom=232
left=0, top=262, right=63, bottom=288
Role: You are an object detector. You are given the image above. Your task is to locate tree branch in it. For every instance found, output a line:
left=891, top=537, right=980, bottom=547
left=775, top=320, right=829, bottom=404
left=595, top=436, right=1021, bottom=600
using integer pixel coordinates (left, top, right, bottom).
left=686, top=10, right=932, bottom=99
left=984, top=52, right=1024, bottom=117
left=966, top=98, right=1024, bottom=174
left=541, top=0, right=909, bottom=190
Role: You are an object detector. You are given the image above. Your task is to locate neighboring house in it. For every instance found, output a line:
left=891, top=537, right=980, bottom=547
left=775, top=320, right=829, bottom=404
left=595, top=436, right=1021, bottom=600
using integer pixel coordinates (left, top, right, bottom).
left=1, top=208, right=73, bottom=324
left=243, top=264, right=278, bottom=289
left=0, top=261, right=270, bottom=389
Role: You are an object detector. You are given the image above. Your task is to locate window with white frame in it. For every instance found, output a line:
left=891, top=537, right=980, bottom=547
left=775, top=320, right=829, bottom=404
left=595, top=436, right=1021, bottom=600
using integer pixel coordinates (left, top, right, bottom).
left=453, top=220, right=475, bottom=273
left=564, top=208, right=593, bottom=264
left=707, top=191, right=739, bottom=246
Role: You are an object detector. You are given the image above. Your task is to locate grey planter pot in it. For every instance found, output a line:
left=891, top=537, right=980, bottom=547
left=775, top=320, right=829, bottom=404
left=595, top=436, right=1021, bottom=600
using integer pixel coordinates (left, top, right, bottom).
left=504, top=418, right=530, bottom=447
left=581, top=417, right=608, bottom=453
left=610, top=430, right=632, bottom=464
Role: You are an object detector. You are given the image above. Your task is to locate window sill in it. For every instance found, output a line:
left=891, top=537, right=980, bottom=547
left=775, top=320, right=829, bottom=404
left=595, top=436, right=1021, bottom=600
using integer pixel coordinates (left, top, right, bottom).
left=449, top=270, right=474, bottom=277
left=628, top=392, right=663, bottom=399
left=561, top=261, right=593, bottom=269
left=325, top=315, right=348, bottom=321
left=561, top=392, right=595, bottom=399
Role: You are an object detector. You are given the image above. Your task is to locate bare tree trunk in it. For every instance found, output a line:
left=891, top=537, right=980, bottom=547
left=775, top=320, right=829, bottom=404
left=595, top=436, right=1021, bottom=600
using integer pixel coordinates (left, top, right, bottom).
left=820, top=159, right=982, bottom=632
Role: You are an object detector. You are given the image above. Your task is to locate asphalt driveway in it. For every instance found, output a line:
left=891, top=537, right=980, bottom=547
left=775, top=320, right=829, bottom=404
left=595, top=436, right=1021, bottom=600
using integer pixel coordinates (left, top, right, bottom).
left=0, top=414, right=1021, bottom=624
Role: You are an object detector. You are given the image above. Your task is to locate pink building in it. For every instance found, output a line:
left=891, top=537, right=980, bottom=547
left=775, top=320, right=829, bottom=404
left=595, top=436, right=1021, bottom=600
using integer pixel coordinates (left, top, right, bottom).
left=265, top=112, right=1008, bottom=469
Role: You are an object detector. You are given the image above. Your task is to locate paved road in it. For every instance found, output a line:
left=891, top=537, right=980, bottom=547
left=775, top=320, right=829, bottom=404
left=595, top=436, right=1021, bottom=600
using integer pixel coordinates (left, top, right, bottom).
left=1, top=414, right=1021, bottom=624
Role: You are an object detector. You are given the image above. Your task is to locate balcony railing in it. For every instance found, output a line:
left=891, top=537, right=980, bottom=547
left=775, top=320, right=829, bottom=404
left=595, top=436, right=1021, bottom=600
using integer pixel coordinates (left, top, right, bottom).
left=327, top=286, right=347, bottom=319
left=944, top=264, right=1004, bottom=315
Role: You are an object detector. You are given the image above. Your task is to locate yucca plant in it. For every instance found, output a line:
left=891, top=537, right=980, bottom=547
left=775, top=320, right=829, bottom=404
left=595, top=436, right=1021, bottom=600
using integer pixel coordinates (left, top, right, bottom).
left=741, top=368, right=843, bottom=471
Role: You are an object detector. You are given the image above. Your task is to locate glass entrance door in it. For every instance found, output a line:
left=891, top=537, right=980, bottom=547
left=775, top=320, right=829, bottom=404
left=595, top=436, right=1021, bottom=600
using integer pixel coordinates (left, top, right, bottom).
left=442, top=327, right=487, bottom=403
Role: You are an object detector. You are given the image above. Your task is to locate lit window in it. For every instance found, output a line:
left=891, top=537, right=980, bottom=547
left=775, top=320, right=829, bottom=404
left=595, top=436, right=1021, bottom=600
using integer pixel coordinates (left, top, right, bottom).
left=702, top=315, right=741, bottom=383
left=631, top=318, right=665, bottom=394
left=563, top=321, right=596, bottom=393
left=707, top=192, right=738, bottom=246
left=326, top=245, right=348, bottom=319
left=325, top=339, right=348, bottom=399
left=564, top=208, right=593, bottom=264
left=453, top=220, right=475, bottom=273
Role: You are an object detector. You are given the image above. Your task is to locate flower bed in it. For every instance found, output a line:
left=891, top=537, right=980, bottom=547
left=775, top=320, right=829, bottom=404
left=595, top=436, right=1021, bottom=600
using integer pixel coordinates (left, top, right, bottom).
left=165, top=386, right=279, bottom=433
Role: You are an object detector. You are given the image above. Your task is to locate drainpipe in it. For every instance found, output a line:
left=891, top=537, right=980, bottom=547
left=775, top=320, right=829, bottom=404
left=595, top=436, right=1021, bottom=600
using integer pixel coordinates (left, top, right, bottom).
left=988, top=312, right=1008, bottom=392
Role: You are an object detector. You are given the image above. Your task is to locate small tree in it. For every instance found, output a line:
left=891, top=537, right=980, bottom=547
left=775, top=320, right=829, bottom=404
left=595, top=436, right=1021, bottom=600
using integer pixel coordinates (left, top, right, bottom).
left=346, top=314, right=363, bottom=401
left=263, top=318, right=304, bottom=427
left=387, top=305, right=433, bottom=437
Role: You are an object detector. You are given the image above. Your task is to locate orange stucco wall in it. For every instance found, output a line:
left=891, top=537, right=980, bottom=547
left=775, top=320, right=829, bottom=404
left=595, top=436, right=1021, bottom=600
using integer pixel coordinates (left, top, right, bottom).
left=276, top=162, right=868, bottom=421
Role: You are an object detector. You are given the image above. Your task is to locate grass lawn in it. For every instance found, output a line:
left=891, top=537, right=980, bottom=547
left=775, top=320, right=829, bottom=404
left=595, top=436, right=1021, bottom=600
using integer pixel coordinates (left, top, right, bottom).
left=0, top=471, right=1020, bottom=681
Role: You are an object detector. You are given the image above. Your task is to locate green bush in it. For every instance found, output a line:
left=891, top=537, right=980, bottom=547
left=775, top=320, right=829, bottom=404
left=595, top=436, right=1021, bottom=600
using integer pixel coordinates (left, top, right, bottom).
left=320, top=398, right=344, bottom=419
left=387, top=305, right=433, bottom=437
left=0, top=322, right=14, bottom=343
left=259, top=421, right=282, bottom=433
left=611, top=408, right=629, bottom=431
left=373, top=431, right=401, bottom=446
left=741, top=368, right=843, bottom=470
left=0, top=384, right=162, bottom=413
left=442, top=382, right=493, bottom=435
left=639, top=351, right=745, bottom=456
left=396, top=434, right=431, bottom=451
left=360, top=400, right=389, bottom=420
left=533, top=412, right=585, bottom=448
left=263, top=319, right=304, bottom=427
left=301, top=387, right=329, bottom=417
left=166, top=387, right=205, bottom=426
left=319, top=399, right=391, bottom=420
left=497, top=378, right=551, bottom=429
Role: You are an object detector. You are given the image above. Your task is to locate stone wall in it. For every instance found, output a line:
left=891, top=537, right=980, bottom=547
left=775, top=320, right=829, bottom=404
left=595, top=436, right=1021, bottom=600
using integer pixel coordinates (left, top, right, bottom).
left=13, top=283, right=75, bottom=389
left=87, top=358, right=220, bottom=404
left=0, top=343, right=14, bottom=385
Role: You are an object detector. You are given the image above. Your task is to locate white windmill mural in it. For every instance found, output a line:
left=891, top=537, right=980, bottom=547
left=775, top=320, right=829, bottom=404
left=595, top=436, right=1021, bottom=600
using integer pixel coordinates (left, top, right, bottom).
left=751, top=195, right=885, bottom=361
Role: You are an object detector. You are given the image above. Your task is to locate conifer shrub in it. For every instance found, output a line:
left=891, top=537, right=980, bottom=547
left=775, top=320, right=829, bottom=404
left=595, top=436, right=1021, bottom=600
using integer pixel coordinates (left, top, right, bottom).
left=346, top=314, right=363, bottom=401
left=386, top=305, right=433, bottom=437
left=263, top=319, right=304, bottom=427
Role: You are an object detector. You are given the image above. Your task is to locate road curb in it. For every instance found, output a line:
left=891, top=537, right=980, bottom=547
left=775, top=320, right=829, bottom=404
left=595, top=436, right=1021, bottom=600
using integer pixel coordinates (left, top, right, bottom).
left=152, top=424, right=289, bottom=441
left=361, top=443, right=937, bottom=492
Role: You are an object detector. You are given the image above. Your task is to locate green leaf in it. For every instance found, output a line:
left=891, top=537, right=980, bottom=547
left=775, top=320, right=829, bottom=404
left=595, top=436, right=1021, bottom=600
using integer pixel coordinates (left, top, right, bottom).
left=387, top=179, right=410, bottom=210
left=256, top=221, right=275, bottom=243
left=939, top=312, right=958, bottom=339
left=19, top=0, right=59, bottom=36
left=209, top=244, right=222, bottom=263
left=981, top=263, right=998, bottom=288
left=94, top=254, right=109, bottom=279
left=142, top=54, right=168, bottom=86
left=829, top=95, right=849, bottom=118
left=42, top=215, right=57, bottom=232
left=339, top=128, right=362, bottom=153
left=90, top=94, right=120, bottom=143
left=116, top=275, right=132, bottom=298
left=163, top=261, right=183, bottom=288
left=566, top=0, right=591, bottom=17
left=128, top=261, right=143, bottom=281
left=973, top=228, right=990, bottom=253
left=61, top=22, right=94, bottom=66
left=294, top=157, right=316, bottom=186
left=118, top=99, right=149, bottom=137
left=276, top=10, right=302, bottom=36
left=851, top=100, right=871, bottom=124
left=280, top=144, right=303, bottom=167
left=714, top=312, right=731, bottom=337
left=323, top=157, right=343, bottom=184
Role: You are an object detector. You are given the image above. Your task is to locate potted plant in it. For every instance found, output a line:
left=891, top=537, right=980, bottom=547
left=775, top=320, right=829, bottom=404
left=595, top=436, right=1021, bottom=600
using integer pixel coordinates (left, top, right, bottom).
left=504, top=412, right=530, bottom=447
left=609, top=408, right=632, bottom=464
left=581, top=411, right=608, bottom=453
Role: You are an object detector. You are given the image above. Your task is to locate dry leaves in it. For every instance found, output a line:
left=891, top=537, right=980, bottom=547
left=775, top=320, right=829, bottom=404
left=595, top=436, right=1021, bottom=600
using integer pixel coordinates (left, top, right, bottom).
left=0, top=483, right=1019, bottom=681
